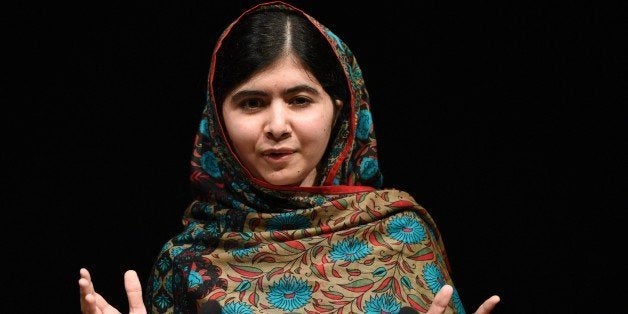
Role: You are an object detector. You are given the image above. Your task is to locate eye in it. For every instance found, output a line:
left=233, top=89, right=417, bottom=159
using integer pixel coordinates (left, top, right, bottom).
left=239, top=98, right=265, bottom=111
left=290, top=96, right=312, bottom=107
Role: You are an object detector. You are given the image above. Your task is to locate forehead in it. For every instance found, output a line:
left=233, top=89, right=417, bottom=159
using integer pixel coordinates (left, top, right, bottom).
left=236, top=55, right=321, bottom=89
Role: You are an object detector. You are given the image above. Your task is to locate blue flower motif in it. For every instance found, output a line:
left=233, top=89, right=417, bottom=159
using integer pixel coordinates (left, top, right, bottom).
left=267, top=213, right=311, bottom=231
left=360, top=157, right=379, bottom=180
left=188, top=270, right=203, bottom=288
left=199, top=202, right=217, bottom=215
left=356, top=110, right=372, bottom=140
left=422, top=263, right=446, bottom=294
left=364, top=294, right=401, bottom=314
left=313, top=195, right=326, bottom=206
left=329, top=237, right=372, bottom=262
left=201, top=151, right=221, bottom=178
left=452, top=287, right=467, bottom=314
left=191, top=228, right=204, bottom=239
left=222, top=301, right=254, bottom=314
left=239, top=232, right=253, bottom=241
left=175, top=232, right=192, bottom=242
left=205, top=220, right=221, bottom=237
left=164, top=275, right=173, bottom=294
left=190, top=244, right=207, bottom=253
left=157, top=254, right=173, bottom=273
left=150, top=276, right=161, bottom=292
left=231, top=246, right=259, bottom=258
left=387, top=215, right=426, bottom=244
left=266, top=275, right=312, bottom=311
left=153, top=291, right=172, bottom=312
left=199, top=118, right=209, bottom=137
left=230, top=198, right=246, bottom=211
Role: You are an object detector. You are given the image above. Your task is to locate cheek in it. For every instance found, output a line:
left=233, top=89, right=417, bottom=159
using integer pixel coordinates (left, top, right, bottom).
left=298, top=114, right=335, bottom=145
left=224, top=119, right=259, bottom=153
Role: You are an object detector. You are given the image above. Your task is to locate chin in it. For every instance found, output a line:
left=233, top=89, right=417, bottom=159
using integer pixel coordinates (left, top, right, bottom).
left=262, top=174, right=303, bottom=186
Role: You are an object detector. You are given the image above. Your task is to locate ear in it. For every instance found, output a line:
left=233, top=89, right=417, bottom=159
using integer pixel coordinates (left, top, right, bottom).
left=332, top=99, right=343, bottom=126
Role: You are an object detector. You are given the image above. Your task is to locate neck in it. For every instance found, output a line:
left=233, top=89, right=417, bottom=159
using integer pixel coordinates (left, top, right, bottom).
left=299, top=168, right=317, bottom=187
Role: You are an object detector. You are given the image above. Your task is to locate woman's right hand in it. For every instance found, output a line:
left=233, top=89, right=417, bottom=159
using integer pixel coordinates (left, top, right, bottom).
left=427, top=285, right=500, bottom=314
left=78, top=268, right=147, bottom=314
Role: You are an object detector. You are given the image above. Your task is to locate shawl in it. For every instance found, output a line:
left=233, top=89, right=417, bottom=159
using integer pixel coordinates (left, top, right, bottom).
left=145, top=2, right=466, bottom=313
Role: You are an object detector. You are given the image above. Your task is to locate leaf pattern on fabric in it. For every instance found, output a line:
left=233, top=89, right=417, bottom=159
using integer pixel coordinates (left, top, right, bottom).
left=148, top=190, right=462, bottom=313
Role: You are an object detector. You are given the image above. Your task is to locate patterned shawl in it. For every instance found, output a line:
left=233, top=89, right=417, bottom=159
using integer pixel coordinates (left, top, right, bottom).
left=145, top=2, right=465, bottom=313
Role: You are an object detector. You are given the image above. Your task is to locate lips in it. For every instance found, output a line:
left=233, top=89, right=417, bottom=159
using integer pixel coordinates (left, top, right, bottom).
left=266, top=152, right=291, bottom=159
left=261, top=148, right=295, bottom=161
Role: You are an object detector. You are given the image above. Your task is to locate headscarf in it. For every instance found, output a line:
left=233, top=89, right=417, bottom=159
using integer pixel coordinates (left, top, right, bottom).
left=145, top=2, right=466, bottom=313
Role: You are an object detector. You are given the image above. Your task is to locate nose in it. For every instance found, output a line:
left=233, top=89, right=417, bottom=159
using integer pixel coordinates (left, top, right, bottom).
left=264, top=102, right=291, bottom=141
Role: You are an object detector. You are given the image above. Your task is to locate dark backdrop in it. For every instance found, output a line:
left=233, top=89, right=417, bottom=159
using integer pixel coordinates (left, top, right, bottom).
left=5, top=0, right=624, bottom=312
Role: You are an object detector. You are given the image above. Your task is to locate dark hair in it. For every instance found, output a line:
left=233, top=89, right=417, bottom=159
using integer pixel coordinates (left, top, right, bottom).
left=213, top=8, right=348, bottom=107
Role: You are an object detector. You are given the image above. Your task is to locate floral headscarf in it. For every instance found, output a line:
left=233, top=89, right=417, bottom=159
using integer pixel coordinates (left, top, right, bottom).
left=145, top=2, right=466, bottom=313
left=193, top=1, right=382, bottom=213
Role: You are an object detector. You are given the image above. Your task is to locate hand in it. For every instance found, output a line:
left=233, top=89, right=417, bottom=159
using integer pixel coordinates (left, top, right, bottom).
left=427, top=284, right=500, bottom=314
left=78, top=268, right=147, bottom=314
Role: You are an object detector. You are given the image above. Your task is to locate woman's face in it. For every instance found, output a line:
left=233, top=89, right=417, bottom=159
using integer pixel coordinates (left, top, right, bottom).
left=221, top=54, right=342, bottom=187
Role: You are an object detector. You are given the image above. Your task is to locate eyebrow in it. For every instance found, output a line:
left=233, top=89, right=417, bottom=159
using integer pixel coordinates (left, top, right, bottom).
left=229, top=84, right=320, bottom=103
left=229, top=90, right=266, bottom=103
left=285, top=84, right=320, bottom=96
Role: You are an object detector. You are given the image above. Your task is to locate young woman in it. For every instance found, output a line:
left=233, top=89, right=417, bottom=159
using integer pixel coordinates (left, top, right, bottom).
left=79, top=2, right=500, bottom=313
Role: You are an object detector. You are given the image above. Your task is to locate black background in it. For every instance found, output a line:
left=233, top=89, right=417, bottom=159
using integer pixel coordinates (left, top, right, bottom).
left=4, top=0, right=625, bottom=312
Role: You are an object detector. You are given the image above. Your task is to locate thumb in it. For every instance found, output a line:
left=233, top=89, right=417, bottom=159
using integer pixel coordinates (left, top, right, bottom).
left=124, top=270, right=147, bottom=314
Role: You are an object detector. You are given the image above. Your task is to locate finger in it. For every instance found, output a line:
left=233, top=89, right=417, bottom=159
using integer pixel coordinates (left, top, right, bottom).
left=80, top=268, right=92, bottom=280
left=124, top=270, right=147, bottom=314
left=84, top=292, right=102, bottom=314
left=474, top=295, right=500, bottom=314
left=79, top=278, right=91, bottom=298
left=79, top=268, right=96, bottom=313
left=79, top=268, right=95, bottom=295
left=427, top=284, right=453, bottom=314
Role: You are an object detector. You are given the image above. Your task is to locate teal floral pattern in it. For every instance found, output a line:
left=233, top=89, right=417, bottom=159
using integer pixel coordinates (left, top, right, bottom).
left=356, top=110, right=372, bottom=140
left=364, top=294, right=401, bottom=314
left=387, top=215, right=427, bottom=244
left=222, top=301, right=254, bottom=314
left=201, top=151, right=221, bottom=178
left=146, top=190, right=464, bottom=313
left=329, top=237, right=373, bottom=262
left=266, top=213, right=311, bottom=231
left=266, top=275, right=312, bottom=311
